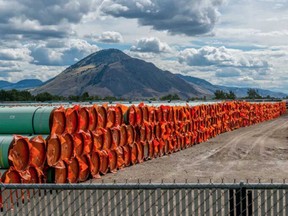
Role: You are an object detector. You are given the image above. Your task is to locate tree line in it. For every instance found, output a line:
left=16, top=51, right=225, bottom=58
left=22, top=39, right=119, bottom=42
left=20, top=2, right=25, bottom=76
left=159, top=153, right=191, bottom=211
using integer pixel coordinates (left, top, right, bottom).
left=213, top=89, right=280, bottom=100
left=0, top=89, right=285, bottom=102
left=0, top=90, right=208, bottom=102
left=0, top=90, right=121, bottom=102
left=214, top=90, right=236, bottom=100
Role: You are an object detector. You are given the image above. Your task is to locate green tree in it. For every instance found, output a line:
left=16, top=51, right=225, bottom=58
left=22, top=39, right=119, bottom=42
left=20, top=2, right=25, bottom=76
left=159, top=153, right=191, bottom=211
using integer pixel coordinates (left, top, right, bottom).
left=0, top=89, right=33, bottom=101
left=247, top=89, right=261, bottom=99
left=0, top=89, right=12, bottom=101
left=91, top=95, right=101, bottom=101
left=68, top=95, right=80, bottom=101
left=160, top=94, right=181, bottom=101
left=214, top=90, right=226, bottom=99
left=18, top=90, right=33, bottom=101
left=35, top=92, right=54, bottom=102
left=103, top=96, right=117, bottom=101
left=172, top=94, right=181, bottom=100
left=226, top=91, right=236, bottom=100
left=81, top=92, right=90, bottom=101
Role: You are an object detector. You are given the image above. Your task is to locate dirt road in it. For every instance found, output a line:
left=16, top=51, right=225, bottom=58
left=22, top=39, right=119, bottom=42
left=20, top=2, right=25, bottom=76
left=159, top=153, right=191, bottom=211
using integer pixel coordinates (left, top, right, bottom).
left=93, top=113, right=288, bottom=183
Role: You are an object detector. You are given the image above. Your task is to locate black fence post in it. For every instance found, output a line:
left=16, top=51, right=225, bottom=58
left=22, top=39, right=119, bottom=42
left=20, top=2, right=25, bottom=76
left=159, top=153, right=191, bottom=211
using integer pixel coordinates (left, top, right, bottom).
left=236, top=187, right=241, bottom=216
left=229, top=189, right=235, bottom=216
left=241, top=182, right=247, bottom=216
left=247, top=190, right=253, bottom=216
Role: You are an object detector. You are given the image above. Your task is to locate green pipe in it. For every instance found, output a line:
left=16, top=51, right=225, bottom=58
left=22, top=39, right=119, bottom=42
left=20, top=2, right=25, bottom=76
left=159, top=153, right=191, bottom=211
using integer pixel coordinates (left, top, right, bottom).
left=0, top=107, right=36, bottom=134
left=0, top=106, right=55, bottom=134
left=0, top=135, right=49, bottom=169
left=0, top=136, right=13, bottom=169
left=33, top=107, right=55, bottom=134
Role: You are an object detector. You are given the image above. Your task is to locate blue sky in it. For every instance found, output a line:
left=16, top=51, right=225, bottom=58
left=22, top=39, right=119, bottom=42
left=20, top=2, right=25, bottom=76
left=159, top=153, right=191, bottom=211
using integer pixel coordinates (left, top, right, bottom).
left=0, top=0, right=287, bottom=93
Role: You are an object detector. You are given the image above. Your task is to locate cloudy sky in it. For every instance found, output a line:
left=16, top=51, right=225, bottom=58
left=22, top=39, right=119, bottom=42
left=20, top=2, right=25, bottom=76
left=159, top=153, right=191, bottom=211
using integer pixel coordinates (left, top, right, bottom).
left=0, top=0, right=287, bottom=93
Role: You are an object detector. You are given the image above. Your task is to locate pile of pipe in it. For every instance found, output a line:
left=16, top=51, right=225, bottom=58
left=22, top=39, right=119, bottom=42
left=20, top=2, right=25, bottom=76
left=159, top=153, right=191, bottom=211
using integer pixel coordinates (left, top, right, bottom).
left=0, top=101, right=286, bottom=183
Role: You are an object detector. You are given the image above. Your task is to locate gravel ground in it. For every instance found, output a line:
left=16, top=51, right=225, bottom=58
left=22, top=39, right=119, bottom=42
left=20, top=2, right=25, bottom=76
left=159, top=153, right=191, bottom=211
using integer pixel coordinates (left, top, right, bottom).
left=92, top=113, right=288, bottom=184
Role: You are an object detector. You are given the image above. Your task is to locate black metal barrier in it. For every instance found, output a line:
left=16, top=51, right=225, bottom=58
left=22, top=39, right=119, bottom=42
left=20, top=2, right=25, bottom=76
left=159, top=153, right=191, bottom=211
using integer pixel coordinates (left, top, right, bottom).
left=1, top=182, right=288, bottom=215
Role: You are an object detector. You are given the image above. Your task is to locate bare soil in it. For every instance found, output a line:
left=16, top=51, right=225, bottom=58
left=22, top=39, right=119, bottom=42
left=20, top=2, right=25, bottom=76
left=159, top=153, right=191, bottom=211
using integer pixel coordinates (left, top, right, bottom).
left=92, top=113, right=288, bottom=183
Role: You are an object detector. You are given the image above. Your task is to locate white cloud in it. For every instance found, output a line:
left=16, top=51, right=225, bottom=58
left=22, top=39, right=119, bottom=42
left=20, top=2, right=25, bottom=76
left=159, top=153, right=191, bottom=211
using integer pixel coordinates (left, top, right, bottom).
left=178, top=46, right=269, bottom=68
left=130, top=37, right=172, bottom=53
left=125, top=50, right=157, bottom=60
left=0, top=61, right=17, bottom=67
left=101, top=0, right=226, bottom=36
left=30, top=45, right=63, bottom=65
left=0, top=0, right=99, bottom=40
left=238, top=76, right=254, bottom=82
left=102, top=3, right=129, bottom=14
left=65, top=39, right=99, bottom=53
left=97, top=31, right=123, bottom=43
left=30, top=39, right=99, bottom=66
left=214, top=28, right=288, bottom=46
left=0, top=0, right=287, bottom=94
left=215, top=68, right=241, bottom=77
left=1, top=65, right=66, bottom=83
left=0, top=48, right=33, bottom=62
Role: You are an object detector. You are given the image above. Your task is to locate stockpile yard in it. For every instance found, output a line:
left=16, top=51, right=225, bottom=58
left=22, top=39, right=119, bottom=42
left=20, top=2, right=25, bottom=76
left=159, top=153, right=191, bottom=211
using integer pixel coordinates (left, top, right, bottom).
left=2, top=0, right=288, bottom=214
left=0, top=101, right=286, bottom=184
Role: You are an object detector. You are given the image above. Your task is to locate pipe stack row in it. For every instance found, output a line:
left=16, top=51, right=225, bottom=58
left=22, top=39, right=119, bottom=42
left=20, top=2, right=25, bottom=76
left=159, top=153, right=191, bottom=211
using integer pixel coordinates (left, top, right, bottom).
left=0, top=101, right=286, bottom=183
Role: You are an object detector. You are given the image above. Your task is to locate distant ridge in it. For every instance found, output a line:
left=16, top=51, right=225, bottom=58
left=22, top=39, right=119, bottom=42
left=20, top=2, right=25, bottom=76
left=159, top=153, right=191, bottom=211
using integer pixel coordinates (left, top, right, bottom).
left=0, top=79, right=43, bottom=90
left=177, top=74, right=287, bottom=98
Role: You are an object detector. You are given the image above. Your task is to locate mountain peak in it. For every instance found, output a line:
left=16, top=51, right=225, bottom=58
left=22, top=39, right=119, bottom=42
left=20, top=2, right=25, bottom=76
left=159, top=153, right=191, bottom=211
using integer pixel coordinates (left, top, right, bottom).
left=69, top=48, right=130, bottom=69
left=31, top=49, right=287, bottom=99
left=34, top=49, right=205, bottom=98
left=97, top=48, right=126, bottom=55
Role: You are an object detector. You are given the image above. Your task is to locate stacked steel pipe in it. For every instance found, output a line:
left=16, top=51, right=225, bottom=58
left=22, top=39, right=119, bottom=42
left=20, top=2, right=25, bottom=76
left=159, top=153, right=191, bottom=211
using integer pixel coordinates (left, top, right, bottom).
left=0, top=106, right=63, bottom=184
left=0, top=101, right=286, bottom=184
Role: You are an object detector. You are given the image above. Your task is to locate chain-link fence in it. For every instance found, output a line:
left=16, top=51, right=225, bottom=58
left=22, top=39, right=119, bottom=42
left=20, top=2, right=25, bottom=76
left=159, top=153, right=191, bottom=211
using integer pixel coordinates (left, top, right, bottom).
left=1, top=181, right=288, bottom=215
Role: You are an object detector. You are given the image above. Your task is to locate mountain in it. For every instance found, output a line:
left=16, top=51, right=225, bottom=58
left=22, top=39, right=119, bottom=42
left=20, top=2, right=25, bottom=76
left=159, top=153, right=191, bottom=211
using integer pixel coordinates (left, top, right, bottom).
left=216, top=86, right=287, bottom=98
left=32, top=49, right=286, bottom=99
left=34, top=49, right=207, bottom=99
left=0, top=80, right=11, bottom=88
left=178, top=74, right=287, bottom=98
left=0, top=79, right=43, bottom=90
left=176, top=74, right=217, bottom=94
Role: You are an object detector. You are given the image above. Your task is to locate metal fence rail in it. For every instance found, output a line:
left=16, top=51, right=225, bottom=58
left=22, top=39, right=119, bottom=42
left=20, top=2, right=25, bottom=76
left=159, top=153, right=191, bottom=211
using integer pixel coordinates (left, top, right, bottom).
left=1, top=182, right=288, bottom=215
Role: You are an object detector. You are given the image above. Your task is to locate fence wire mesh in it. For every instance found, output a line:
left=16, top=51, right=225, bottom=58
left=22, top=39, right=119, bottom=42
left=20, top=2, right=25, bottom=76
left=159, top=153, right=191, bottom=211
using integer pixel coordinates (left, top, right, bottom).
left=1, top=182, right=288, bottom=215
